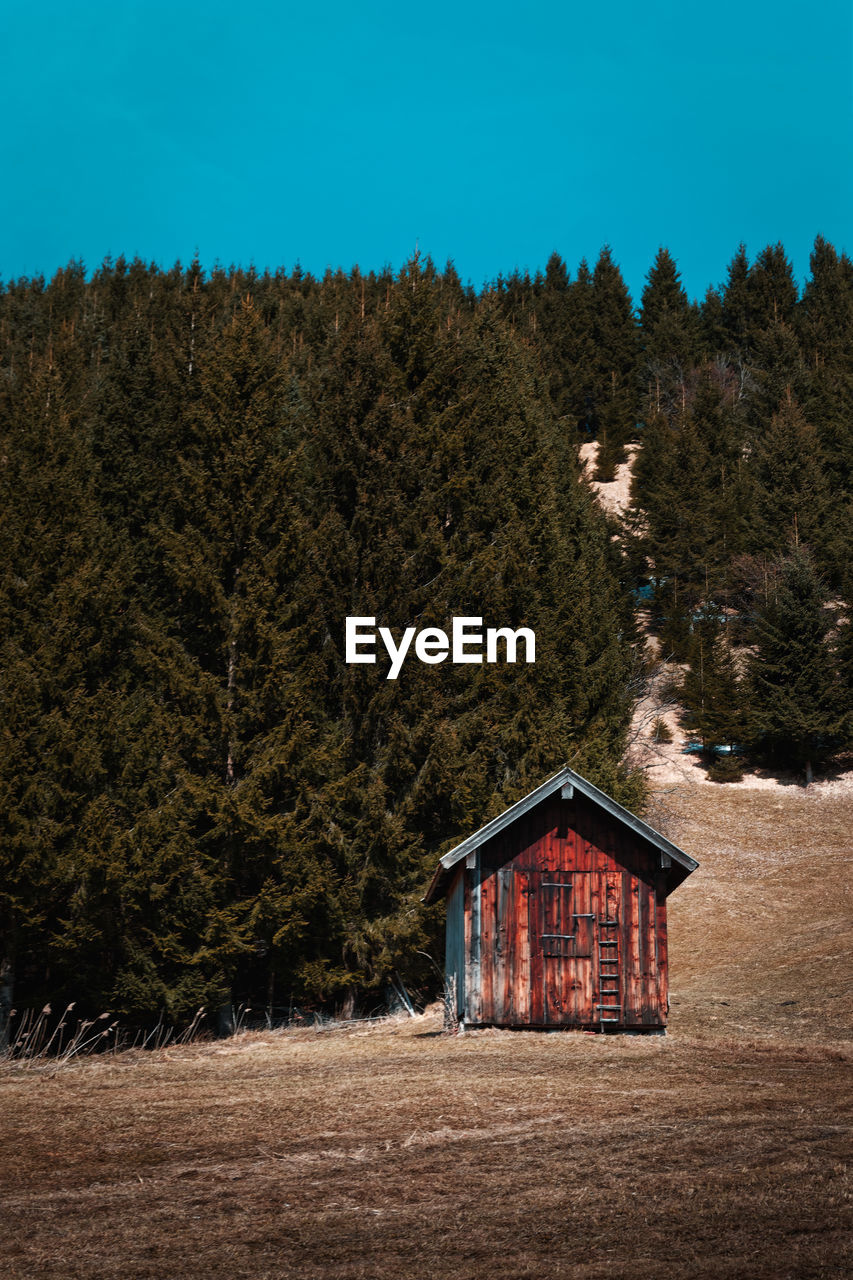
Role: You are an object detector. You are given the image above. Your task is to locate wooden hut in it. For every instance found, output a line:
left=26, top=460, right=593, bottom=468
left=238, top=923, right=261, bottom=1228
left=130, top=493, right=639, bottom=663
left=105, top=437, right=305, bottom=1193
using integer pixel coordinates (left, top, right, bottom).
left=423, top=765, right=698, bottom=1032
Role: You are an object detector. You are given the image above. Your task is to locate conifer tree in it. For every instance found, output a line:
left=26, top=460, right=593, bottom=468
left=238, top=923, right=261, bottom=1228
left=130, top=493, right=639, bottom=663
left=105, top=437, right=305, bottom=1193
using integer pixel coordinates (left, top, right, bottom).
left=748, top=394, right=834, bottom=568
left=745, top=318, right=808, bottom=428
left=716, top=242, right=799, bottom=359
left=680, top=612, right=747, bottom=752
left=564, top=258, right=598, bottom=440
left=797, top=237, right=853, bottom=574
left=639, top=248, right=699, bottom=416
left=591, top=247, right=640, bottom=480
left=746, top=549, right=844, bottom=783
left=627, top=369, right=751, bottom=639
left=536, top=251, right=575, bottom=423
left=719, top=244, right=752, bottom=352
left=700, top=284, right=727, bottom=355
left=747, top=243, right=798, bottom=334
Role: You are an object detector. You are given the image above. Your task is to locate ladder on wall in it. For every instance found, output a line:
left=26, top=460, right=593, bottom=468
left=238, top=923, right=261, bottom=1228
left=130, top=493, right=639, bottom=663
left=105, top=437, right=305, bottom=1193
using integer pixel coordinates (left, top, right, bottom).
left=596, top=918, right=621, bottom=1027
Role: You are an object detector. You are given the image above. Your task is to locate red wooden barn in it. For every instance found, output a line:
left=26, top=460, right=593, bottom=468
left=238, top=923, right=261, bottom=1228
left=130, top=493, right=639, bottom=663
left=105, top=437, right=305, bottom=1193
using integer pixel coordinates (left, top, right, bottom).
left=423, top=765, right=698, bottom=1032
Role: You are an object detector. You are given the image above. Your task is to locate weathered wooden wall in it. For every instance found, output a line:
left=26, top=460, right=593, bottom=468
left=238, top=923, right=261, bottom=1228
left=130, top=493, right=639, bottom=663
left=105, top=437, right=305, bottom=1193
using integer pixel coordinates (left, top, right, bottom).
left=461, top=792, right=669, bottom=1029
left=445, top=866, right=466, bottom=1019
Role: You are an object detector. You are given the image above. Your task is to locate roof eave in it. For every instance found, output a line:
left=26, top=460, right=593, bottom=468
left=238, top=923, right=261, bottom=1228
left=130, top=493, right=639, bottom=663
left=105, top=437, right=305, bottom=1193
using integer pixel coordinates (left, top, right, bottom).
left=422, top=764, right=698, bottom=903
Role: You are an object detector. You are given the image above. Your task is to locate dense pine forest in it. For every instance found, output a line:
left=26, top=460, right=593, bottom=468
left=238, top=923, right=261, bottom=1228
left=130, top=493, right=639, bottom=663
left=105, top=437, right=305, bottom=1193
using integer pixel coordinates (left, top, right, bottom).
left=1, top=240, right=851, bottom=1037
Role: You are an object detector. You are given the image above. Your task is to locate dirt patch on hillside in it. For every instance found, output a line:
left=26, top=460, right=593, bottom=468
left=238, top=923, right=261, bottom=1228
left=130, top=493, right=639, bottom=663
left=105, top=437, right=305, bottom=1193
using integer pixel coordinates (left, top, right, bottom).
left=579, top=440, right=639, bottom=519
left=628, top=653, right=853, bottom=796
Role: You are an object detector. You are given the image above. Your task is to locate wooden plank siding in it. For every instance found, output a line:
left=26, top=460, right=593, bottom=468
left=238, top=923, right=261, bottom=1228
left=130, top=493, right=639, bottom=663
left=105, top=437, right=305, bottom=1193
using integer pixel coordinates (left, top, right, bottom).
left=462, top=793, right=669, bottom=1030
left=445, top=867, right=466, bottom=1020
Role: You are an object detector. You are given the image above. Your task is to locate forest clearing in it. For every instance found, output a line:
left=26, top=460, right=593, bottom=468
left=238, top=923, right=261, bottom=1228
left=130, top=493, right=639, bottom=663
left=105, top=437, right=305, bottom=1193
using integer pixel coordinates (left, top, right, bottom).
left=2, top=781, right=850, bottom=1280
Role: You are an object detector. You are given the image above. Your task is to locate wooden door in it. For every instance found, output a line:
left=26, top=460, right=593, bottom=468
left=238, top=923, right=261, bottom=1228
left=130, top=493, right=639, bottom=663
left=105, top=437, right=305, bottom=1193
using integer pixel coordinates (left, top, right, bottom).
left=531, top=873, right=594, bottom=1025
left=487, top=868, right=532, bottom=1025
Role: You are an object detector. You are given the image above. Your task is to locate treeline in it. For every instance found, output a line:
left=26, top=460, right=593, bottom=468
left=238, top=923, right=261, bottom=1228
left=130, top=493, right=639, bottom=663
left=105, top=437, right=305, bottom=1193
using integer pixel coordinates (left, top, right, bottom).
left=2, top=238, right=851, bottom=1035
left=0, top=255, right=638, bottom=1032
left=493, top=239, right=853, bottom=781
left=625, top=240, right=853, bottom=780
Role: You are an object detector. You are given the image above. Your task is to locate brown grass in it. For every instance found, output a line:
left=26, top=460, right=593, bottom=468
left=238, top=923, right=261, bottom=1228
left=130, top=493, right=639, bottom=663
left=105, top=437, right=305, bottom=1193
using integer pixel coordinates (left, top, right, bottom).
left=1, top=785, right=851, bottom=1279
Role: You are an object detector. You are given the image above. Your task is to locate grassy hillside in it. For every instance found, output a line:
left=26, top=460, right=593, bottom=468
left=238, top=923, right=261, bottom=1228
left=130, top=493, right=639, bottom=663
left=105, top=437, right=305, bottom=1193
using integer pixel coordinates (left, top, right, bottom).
left=1, top=783, right=850, bottom=1279
left=665, top=784, right=852, bottom=1045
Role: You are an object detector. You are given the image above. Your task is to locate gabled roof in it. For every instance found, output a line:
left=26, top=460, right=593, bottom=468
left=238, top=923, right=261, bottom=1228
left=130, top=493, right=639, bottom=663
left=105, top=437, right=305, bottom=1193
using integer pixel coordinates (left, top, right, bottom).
left=423, top=764, right=698, bottom=903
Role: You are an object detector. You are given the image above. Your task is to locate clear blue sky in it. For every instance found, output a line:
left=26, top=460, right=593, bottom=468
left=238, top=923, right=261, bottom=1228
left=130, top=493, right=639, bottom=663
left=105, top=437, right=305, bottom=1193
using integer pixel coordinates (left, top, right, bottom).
left=2, top=1, right=851, bottom=302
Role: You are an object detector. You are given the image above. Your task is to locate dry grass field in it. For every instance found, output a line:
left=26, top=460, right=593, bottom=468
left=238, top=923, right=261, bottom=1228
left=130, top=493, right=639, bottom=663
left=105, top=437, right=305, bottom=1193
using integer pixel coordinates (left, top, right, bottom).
left=1, top=782, right=851, bottom=1279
